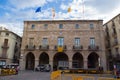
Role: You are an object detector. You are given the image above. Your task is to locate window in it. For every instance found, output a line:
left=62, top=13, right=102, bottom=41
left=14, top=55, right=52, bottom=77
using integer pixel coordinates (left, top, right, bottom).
left=44, top=24, right=48, bottom=29
left=115, top=48, right=119, bottom=53
left=4, top=39, right=8, bottom=46
left=89, top=24, right=94, bottom=29
left=90, top=37, right=95, bottom=46
left=29, top=38, right=34, bottom=45
left=58, top=37, right=64, bottom=46
left=113, top=28, right=116, bottom=34
left=42, top=38, right=48, bottom=46
left=31, top=24, right=35, bottom=29
left=108, top=50, right=112, bottom=55
left=0, top=60, right=6, bottom=66
left=6, top=33, right=9, bottom=36
left=75, top=24, right=80, bottom=29
left=59, top=24, right=63, bottom=29
left=75, top=38, right=80, bottom=46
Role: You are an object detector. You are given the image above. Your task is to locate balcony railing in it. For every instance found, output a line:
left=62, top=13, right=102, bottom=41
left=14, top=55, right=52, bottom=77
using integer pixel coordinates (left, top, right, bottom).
left=25, top=45, right=36, bottom=50
left=112, top=32, right=117, bottom=37
left=113, top=40, right=118, bottom=46
left=106, top=45, right=110, bottom=48
left=39, top=45, right=49, bottom=50
left=0, top=54, right=7, bottom=59
left=54, top=45, right=67, bottom=51
left=113, top=53, right=120, bottom=60
left=88, top=45, right=99, bottom=51
left=73, top=45, right=83, bottom=51
left=1, top=45, right=9, bottom=49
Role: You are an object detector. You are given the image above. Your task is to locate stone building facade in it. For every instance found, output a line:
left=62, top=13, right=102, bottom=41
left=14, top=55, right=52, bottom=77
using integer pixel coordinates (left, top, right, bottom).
left=0, top=27, right=22, bottom=67
left=104, top=14, right=120, bottom=70
left=20, top=20, right=106, bottom=70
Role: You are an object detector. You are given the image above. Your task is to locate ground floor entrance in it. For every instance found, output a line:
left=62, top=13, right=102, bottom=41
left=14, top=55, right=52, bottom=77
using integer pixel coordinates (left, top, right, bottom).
left=53, top=52, right=68, bottom=70
left=21, top=51, right=106, bottom=71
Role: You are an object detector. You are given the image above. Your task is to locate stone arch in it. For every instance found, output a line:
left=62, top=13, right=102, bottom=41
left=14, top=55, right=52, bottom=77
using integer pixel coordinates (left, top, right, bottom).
left=39, top=52, right=49, bottom=65
left=88, top=52, right=99, bottom=68
left=72, top=52, right=83, bottom=68
left=25, top=52, right=35, bottom=70
left=53, top=52, right=68, bottom=70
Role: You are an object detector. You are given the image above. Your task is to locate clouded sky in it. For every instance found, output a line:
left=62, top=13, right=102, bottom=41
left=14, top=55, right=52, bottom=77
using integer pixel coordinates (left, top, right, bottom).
left=0, top=0, right=120, bottom=36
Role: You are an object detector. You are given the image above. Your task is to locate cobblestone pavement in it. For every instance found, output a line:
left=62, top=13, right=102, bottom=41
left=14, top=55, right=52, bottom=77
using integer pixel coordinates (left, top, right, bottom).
left=0, top=71, right=115, bottom=80
left=0, top=71, right=51, bottom=80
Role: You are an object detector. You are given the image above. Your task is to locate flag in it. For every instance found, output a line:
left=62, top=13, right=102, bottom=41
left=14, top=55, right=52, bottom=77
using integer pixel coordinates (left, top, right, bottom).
left=52, top=8, right=55, bottom=18
left=68, top=7, right=71, bottom=12
left=35, top=7, right=41, bottom=13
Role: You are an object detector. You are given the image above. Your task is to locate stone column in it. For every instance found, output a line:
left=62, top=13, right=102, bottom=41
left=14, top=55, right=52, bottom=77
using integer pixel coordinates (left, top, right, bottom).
left=100, top=54, right=107, bottom=71
left=84, top=57, right=88, bottom=69
left=34, top=59, right=39, bottom=69
left=49, top=60, right=53, bottom=71
left=69, top=59, right=72, bottom=69
left=20, top=56, right=25, bottom=70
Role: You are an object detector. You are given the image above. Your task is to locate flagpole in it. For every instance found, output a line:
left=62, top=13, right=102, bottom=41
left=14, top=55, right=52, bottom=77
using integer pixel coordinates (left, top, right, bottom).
left=52, top=8, right=55, bottom=20
left=82, top=0, right=85, bottom=19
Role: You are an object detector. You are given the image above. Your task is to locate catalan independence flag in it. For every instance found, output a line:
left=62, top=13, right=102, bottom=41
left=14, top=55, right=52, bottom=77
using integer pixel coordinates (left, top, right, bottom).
left=35, top=7, right=41, bottom=13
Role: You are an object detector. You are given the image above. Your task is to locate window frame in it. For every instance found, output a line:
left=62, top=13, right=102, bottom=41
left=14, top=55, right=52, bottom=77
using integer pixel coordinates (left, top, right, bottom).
left=89, top=23, right=94, bottom=29
left=44, top=24, right=48, bottom=29
left=42, top=38, right=48, bottom=46
left=31, top=24, right=35, bottom=29
left=58, top=37, right=64, bottom=46
left=75, top=24, right=80, bottom=29
left=74, top=38, right=80, bottom=46
left=90, top=37, right=95, bottom=46
left=59, top=24, right=63, bottom=29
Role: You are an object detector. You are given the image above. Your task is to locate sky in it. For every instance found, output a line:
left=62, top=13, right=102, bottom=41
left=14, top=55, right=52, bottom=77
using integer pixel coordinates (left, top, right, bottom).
left=0, top=0, right=120, bottom=36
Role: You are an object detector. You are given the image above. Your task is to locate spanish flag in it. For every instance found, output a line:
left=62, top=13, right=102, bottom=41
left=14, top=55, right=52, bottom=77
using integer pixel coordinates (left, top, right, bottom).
left=68, top=7, right=71, bottom=12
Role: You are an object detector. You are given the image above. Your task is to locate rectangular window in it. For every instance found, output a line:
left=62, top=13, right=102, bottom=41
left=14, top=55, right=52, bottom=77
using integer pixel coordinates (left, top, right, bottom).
left=89, top=24, right=94, bottom=29
left=0, top=60, right=6, bottom=66
left=6, top=33, right=9, bottom=36
left=42, top=38, right=48, bottom=46
left=115, top=48, right=119, bottom=53
left=4, top=39, right=8, bottom=46
left=75, top=38, right=80, bottom=46
left=58, top=37, right=64, bottom=46
left=59, top=24, right=63, bottom=29
left=75, top=24, right=80, bottom=29
left=90, top=37, right=95, bottom=46
left=44, top=24, right=48, bottom=29
left=31, top=24, right=35, bottom=29
left=29, top=38, right=34, bottom=45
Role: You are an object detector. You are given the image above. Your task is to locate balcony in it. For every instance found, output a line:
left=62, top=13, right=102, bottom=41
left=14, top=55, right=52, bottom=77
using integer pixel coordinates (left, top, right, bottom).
left=0, top=54, right=7, bottom=59
left=54, top=45, right=67, bottom=52
left=113, top=53, right=120, bottom=61
left=1, top=45, right=9, bottom=49
left=25, top=45, right=36, bottom=51
left=73, top=45, right=83, bottom=51
left=113, top=40, right=118, bottom=46
left=112, top=32, right=117, bottom=38
left=39, top=45, right=49, bottom=50
left=106, top=45, right=110, bottom=48
left=88, top=45, right=99, bottom=51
